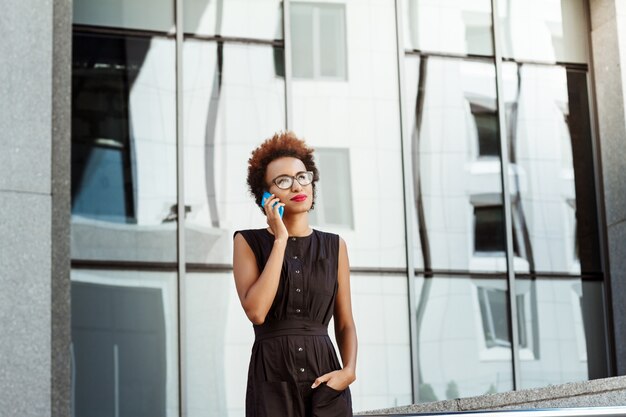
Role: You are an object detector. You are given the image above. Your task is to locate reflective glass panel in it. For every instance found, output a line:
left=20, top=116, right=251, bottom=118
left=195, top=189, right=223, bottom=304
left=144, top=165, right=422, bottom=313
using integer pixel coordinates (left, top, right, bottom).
left=350, top=273, right=413, bottom=410
left=71, top=270, right=179, bottom=417
left=414, top=275, right=513, bottom=401
left=502, top=63, right=601, bottom=274
left=71, top=32, right=177, bottom=262
left=183, top=41, right=285, bottom=265
left=184, top=272, right=253, bottom=417
left=73, top=0, right=174, bottom=31
left=403, top=0, right=493, bottom=56
left=497, top=0, right=588, bottom=64
left=183, top=272, right=412, bottom=416
left=184, top=0, right=283, bottom=39
left=292, top=0, right=406, bottom=269
left=516, top=278, right=608, bottom=388
left=291, top=3, right=347, bottom=80
left=404, top=56, right=506, bottom=273
left=308, top=148, right=354, bottom=229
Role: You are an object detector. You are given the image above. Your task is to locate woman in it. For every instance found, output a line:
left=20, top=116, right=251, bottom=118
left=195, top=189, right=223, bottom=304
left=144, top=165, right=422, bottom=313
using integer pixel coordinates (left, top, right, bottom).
left=233, top=131, right=358, bottom=417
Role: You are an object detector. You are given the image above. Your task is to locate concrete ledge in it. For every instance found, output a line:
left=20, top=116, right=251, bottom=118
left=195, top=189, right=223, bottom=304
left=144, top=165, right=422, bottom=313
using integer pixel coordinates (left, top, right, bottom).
left=358, top=376, right=626, bottom=415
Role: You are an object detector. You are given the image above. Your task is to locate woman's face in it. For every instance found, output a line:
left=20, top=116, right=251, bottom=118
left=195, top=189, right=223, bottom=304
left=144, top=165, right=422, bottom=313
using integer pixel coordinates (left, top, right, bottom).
left=265, top=156, right=314, bottom=215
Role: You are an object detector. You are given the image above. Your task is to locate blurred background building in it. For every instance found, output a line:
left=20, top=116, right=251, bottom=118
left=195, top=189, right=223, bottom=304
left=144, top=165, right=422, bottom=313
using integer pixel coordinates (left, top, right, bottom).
left=2, top=0, right=626, bottom=416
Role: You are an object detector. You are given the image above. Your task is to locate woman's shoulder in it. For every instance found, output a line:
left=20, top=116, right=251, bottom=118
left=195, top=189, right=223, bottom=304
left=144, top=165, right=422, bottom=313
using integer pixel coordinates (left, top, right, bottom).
left=232, top=228, right=271, bottom=241
left=312, top=229, right=342, bottom=249
left=313, top=228, right=341, bottom=239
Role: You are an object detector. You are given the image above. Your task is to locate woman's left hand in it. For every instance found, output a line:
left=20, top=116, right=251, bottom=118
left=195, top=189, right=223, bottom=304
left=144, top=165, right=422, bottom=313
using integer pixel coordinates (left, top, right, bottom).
left=311, top=368, right=356, bottom=391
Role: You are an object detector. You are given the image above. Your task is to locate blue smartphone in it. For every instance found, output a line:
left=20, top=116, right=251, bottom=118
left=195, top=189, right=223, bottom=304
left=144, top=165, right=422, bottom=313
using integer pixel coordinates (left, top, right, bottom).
left=261, top=191, right=284, bottom=218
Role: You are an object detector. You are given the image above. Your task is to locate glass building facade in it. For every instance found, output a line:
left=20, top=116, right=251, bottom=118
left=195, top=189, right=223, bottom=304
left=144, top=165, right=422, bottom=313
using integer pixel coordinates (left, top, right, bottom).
left=69, top=0, right=609, bottom=415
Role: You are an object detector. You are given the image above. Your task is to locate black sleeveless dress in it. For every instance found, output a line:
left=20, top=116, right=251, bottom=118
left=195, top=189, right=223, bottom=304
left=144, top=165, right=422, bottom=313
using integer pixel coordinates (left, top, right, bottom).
left=234, top=228, right=353, bottom=417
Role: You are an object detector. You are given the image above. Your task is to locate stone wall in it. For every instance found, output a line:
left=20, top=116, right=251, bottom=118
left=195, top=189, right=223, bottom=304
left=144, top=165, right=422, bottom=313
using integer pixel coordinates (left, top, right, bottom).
left=358, top=376, right=626, bottom=415
left=590, top=0, right=626, bottom=376
left=0, top=1, right=71, bottom=416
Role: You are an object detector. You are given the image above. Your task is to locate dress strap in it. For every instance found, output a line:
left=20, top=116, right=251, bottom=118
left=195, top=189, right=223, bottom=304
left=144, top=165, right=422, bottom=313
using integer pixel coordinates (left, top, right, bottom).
left=254, top=319, right=328, bottom=341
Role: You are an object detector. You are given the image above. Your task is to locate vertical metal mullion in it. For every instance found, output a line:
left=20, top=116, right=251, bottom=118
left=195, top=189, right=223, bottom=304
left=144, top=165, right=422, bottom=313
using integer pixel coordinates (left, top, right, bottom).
left=283, top=0, right=293, bottom=130
left=490, top=0, right=521, bottom=390
left=114, top=344, right=120, bottom=417
left=394, top=0, right=420, bottom=403
left=175, top=0, right=187, bottom=415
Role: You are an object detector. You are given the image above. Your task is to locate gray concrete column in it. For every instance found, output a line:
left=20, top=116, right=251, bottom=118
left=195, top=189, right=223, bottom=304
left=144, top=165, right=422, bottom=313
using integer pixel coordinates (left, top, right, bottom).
left=589, top=0, right=626, bottom=376
left=0, top=0, right=72, bottom=416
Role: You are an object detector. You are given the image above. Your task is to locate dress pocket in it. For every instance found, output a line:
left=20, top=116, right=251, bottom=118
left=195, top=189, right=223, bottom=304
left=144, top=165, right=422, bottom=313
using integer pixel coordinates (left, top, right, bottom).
left=311, top=383, right=351, bottom=416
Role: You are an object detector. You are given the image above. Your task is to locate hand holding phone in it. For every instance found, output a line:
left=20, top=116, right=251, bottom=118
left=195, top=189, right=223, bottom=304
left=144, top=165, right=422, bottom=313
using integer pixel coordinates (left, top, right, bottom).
left=261, top=191, right=284, bottom=218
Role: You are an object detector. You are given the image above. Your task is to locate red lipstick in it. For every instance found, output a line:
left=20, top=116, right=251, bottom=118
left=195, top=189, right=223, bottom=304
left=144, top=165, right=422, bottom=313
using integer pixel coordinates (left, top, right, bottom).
left=291, top=194, right=307, bottom=202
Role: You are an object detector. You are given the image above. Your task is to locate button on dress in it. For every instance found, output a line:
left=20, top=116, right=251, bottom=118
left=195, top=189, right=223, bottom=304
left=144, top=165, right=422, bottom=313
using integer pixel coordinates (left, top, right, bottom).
left=234, top=228, right=353, bottom=417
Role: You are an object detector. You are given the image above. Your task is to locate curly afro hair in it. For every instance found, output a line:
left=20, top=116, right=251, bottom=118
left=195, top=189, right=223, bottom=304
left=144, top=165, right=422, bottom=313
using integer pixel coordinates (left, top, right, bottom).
left=247, top=131, right=319, bottom=214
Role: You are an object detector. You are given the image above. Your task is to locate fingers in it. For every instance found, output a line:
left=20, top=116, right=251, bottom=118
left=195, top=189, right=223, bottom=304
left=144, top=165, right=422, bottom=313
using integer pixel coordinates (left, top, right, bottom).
left=263, top=194, right=284, bottom=217
left=273, top=200, right=285, bottom=215
left=311, top=373, right=331, bottom=389
left=263, top=195, right=279, bottom=211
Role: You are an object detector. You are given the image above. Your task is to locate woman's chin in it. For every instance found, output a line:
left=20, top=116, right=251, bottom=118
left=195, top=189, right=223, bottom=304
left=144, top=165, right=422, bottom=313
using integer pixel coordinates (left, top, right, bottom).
left=284, top=206, right=312, bottom=216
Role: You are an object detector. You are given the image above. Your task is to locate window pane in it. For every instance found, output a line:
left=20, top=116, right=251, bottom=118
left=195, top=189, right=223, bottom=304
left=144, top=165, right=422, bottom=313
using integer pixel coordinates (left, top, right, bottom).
left=415, top=275, right=513, bottom=401
left=319, top=5, right=347, bottom=78
left=291, top=4, right=315, bottom=78
left=404, top=56, right=506, bottom=273
left=292, top=0, right=405, bottom=269
left=184, top=272, right=252, bottom=417
left=291, top=3, right=347, bottom=80
left=308, top=148, right=354, bottom=228
left=350, top=273, right=413, bottom=410
left=71, top=270, right=179, bottom=417
left=403, top=0, right=493, bottom=56
left=479, top=287, right=509, bottom=344
left=184, top=0, right=283, bottom=39
left=182, top=41, right=285, bottom=265
left=472, top=107, right=499, bottom=156
left=73, top=0, right=173, bottom=31
left=474, top=206, right=506, bottom=253
left=184, top=272, right=412, bottom=414
left=516, top=278, right=609, bottom=388
left=72, top=148, right=128, bottom=221
left=71, top=32, right=177, bottom=262
left=502, top=63, right=601, bottom=274
left=497, top=0, right=588, bottom=64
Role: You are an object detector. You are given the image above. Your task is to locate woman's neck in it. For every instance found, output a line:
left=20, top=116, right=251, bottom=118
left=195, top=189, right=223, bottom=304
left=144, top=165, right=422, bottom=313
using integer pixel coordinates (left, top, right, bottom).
left=280, top=212, right=312, bottom=236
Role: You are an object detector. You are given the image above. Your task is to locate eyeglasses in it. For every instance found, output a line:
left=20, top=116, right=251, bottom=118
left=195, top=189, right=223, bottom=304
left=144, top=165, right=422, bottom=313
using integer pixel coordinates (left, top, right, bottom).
left=271, top=171, right=314, bottom=190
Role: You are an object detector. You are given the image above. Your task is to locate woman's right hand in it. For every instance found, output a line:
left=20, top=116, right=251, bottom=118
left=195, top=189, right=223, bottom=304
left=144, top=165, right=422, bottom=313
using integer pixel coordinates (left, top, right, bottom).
left=263, top=194, right=288, bottom=241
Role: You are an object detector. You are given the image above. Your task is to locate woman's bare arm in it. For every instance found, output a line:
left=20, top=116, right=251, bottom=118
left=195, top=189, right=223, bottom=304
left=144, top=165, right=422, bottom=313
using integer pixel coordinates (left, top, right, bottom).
left=233, top=233, right=287, bottom=325
left=312, top=237, right=358, bottom=390
left=233, top=196, right=288, bottom=325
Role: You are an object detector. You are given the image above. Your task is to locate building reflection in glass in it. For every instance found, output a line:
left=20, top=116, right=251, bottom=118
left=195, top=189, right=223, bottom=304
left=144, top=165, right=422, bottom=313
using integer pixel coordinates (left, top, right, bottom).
left=404, top=0, right=607, bottom=400
left=497, top=0, right=588, bottom=64
left=290, top=0, right=407, bottom=270
left=403, top=0, right=493, bottom=56
left=182, top=41, right=285, bottom=265
left=414, top=274, right=605, bottom=400
left=68, top=0, right=611, bottom=415
left=184, top=272, right=258, bottom=417
left=515, top=277, right=607, bottom=388
left=71, top=32, right=177, bottom=263
left=414, top=275, right=513, bottom=401
left=502, top=63, right=601, bottom=275
left=405, top=55, right=507, bottom=274
left=71, top=270, right=179, bottom=417
left=183, top=0, right=283, bottom=39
